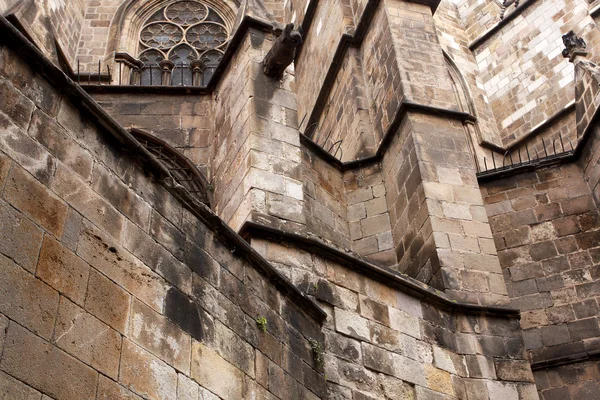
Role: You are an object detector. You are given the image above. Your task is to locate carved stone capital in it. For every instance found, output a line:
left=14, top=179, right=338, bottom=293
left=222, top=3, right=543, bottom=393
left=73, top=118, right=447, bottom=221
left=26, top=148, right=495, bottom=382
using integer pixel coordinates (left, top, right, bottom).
left=562, top=30, right=588, bottom=62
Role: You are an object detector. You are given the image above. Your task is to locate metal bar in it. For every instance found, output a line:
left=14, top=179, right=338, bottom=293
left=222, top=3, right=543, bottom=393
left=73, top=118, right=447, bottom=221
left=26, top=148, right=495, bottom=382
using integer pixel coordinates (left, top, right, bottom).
left=553, top=139, right=557, bottom=155
left=107, top=65, right=111, bottom=84
left=181, top=62, right=184, bottom=86
left=526, top=144, right=531, bottom=162
left=492, top=153, right=496, bottom=170
left=77, top=59, right=80, bottom=84
left=560, top=134, right=565, bottom=152
left=119, top=62, right=122, bottom=86
left=542, top=138, right=548, bottom=157
left=518, top=148, right=522, bottom=164
left=98, top=61, right=101, bottom=84
left=483, top=157, right=488, bottom=172
left=149, top=64, right=153, bottom=86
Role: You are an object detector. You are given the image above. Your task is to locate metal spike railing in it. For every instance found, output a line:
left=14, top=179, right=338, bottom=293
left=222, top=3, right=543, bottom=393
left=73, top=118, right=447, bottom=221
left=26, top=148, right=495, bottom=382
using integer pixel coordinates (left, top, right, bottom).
left=477, top=131, right=576, bottom=177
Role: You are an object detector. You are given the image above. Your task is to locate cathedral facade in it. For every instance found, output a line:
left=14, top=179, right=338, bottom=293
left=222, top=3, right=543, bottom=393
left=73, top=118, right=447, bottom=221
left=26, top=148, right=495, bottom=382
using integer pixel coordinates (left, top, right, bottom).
left=0, top=0, right=598, bottom=398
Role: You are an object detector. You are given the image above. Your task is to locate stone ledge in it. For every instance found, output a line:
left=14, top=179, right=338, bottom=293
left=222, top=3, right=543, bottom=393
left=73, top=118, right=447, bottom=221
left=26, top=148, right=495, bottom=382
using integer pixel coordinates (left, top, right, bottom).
left=240, top=221, right=522, bottom=318
left=531, top=342, right=600, bottom=371
left=0, top=14, right=327, bottom=324
left=468, top=0, right=538, bottom=51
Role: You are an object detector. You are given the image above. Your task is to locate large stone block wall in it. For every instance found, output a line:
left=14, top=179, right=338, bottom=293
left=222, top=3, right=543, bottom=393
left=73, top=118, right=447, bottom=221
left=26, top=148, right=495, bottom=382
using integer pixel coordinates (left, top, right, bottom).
left=481, top=162, right=600, bottom=396
left=382, top=112, right=508, bottom=305
left=0, top=42, right=325, bottom=400
left=458, top=0, right=599, bottom=146
left=1, top=0, right=86, bottom=65
left=92, top=93, right=214, bottom=177
left=251, top=237, right=539, bottom=400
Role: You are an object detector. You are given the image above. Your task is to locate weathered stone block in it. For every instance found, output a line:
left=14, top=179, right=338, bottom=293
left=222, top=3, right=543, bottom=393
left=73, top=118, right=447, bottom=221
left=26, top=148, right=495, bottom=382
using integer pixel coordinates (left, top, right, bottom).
left=85, top=269, right=130, bottom=334
left=4, top=165, right=67, bottom=237
left=37, top=235, right=89, bottom=306
left=1, top=322, right=98, bottom=400
left=77, top=226, right=168, bottom=313
left=0, top=200, right=44, bottom=272
left=53, top=297, right=122, bottom=379
left=0, top=253, right=58, bottom=339
left=424, top=365, right=454, bottom=396
left=392, top=353, right=427, bottom=386
left=334, top=308, right=370, bottom=341
left=120, top=339, right=178, bottom=400
left=96, top=375, right=143, bottom=400
left=486, top=381, right=519, bottom=400
left=0, top=370, right=42, bottom=400
left=191, top=341, right=244, bottom=400
left=129, top=299, right=191, bottom=373
left=494, top=359, right=534, bottom=382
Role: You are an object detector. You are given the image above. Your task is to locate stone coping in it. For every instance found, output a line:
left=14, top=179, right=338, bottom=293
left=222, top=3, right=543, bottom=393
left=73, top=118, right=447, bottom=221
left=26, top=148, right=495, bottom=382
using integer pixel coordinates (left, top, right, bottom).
left=240, top=221, right=522, bottom=318
left=0, top=14, right=328, bottom=324
left=468, top=0, right=538, bottom=51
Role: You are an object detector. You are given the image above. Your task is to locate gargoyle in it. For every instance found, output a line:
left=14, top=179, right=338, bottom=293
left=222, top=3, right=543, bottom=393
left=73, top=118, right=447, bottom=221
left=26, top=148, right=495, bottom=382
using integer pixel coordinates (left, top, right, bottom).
left=499, top=0, right=519, bottom=19
left=562, top=30, right=587, bottom=60
left=263, top=23, right=303, bottom=79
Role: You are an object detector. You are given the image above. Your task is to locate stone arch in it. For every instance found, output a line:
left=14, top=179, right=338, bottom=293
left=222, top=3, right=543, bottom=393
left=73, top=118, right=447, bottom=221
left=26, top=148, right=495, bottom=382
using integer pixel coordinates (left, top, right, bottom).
left=130, top=128, right=213, bottom=207
left=443, top=50, right=484, bottom=170
left=105, top=0, right=239, bottom=65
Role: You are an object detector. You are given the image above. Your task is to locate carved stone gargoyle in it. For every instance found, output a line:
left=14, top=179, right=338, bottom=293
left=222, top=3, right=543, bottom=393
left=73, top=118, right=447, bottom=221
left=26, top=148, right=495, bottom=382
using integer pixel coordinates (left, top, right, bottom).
left=562, top=30, right=587, bottom=62
left=263, top=23, right=303, bottom=79
left=499, top=0, right=519, bottom=19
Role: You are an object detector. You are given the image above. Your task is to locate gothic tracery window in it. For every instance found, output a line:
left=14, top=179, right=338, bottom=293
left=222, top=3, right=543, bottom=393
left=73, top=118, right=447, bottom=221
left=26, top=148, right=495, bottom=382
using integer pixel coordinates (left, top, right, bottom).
left=137, top=0, right=229, bottom=86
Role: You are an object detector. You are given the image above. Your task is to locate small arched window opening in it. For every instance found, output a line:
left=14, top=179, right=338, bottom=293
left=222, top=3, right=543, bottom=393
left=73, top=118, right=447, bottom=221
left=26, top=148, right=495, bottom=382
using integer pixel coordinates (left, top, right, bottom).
left=131, top=128, right=212, bottom=207
left=117, top=0, right=231, bottom=86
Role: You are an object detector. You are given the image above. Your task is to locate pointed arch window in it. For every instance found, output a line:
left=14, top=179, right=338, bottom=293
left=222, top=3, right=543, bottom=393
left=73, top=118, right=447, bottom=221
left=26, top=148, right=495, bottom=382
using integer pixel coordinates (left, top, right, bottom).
left=137, top=0, right=230, bottom=86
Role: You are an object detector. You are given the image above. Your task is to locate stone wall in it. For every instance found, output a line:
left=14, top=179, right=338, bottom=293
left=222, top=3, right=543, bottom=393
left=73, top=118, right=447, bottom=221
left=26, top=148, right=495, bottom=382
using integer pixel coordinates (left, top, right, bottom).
left=0, top=39, right=325, bottom=400
left=251, top=237, right=539, bottom=400
left=458, top=0, right=598, bottom=146
left=92, top=93, right=214, bottom=177
left=481, top=162, right=600, bottom=396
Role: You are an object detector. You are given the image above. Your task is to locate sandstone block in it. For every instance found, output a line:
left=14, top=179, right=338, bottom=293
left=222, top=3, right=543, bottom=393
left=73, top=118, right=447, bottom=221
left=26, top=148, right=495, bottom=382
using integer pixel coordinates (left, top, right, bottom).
left=120, top=339, right=178, bottom=400
left=1, top=322, right=98, bottom=400
left=77, top=226, right=168, bottom=313
left=0, top=253, right=58, bottom=339
left=4, top=165, right=67, bottom=237
left=334, top=308, right=370, bottom=341
left=0, top=200, right=43, bottom=272
left=0, top=370, right=42, bottom=400
left=85, top=269, right=130, bottom=334
left=191, top=341, right=244, bottom=400
left=424, top=365, right=454, bottom=396
left=37, top=236, right=89, bottom=306
left=494, top=360, right=534, bottom=382
left=391, top=353, right=426, bottom=386
left=177, top=373, right=200, bottom=400
left=129, top=299, right=191, bottom=373
left=53, top=297, right=122, bottom=379
left=96, top=375, right=143, bottom=400
left=389, top=307, right=421, bottom=339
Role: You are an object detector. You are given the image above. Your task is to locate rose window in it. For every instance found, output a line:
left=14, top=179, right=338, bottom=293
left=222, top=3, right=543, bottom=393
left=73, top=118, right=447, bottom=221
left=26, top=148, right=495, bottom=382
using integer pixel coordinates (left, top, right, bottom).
left=136, top=0, right=229, bottom=86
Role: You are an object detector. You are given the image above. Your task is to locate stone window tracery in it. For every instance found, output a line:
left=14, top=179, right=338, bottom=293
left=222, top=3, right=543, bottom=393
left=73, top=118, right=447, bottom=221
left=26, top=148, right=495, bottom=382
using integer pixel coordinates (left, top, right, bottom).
left=136, top=0, right=230, bottom=86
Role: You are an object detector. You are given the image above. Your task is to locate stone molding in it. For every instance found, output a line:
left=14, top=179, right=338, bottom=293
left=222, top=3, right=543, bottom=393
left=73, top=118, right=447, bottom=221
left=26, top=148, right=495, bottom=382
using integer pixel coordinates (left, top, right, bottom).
left=241, top=221, right=521, bottom=317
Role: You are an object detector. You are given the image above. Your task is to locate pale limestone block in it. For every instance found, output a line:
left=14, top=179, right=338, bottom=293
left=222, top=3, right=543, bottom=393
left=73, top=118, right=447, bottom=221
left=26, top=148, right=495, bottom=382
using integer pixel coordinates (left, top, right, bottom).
left=191, top=342, right=244, bottom=400
left=177, top=374, right=199, bottom=400
left=53, top=297, right=122, bottom=379
left=391, top=353, right=426, bottom=386
left=432, top=346, right=457, bottom=374
left=129, top=299, right=192, bottom=374
left=334, top=308, right=370, bottom=341
left=120, top=339, right=178, bottom=400
left=389, top=307, right=421, bottom=339
left=486, top=381, right=519, bottom=400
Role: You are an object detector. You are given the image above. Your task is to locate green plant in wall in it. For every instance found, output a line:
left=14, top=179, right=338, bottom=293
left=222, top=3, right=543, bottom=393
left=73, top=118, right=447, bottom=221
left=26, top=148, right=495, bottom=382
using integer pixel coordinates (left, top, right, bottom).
left=308, top=338, right=325, bottom=371
left=256, top=316, right=268, bottom=332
